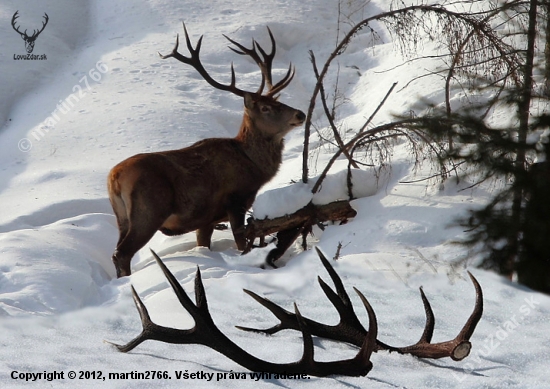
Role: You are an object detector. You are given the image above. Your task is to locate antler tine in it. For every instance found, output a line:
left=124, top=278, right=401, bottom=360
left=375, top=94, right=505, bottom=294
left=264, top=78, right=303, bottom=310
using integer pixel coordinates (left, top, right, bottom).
left=417, top=287, right=435, bottom=343
left=266, top=64, right=295, bottom=97
left=458, top=271, right=484, bottom=340
left=292, top=299, right=376, bottom=377
left=11, top=11, right=18, bottom=26
left=253, top=27, right=277, bottom=95
left=293, top=303, right=315, bottom=363
left=106, top=251, right=204, bottom=353
left=236, top=289, right=300, bottom=334
left=158, top=22, right=246, bottom=97
left=315, top=247, right=352, bottom=305
left=259, top=26, right=277, bottom=61
left=353, top=287, right=378, bottom=363
left=104, top=285, right=158, bottom=353
left=150, top=250, right=203, bottom=316
left=237, top=282, right=368, bottom=346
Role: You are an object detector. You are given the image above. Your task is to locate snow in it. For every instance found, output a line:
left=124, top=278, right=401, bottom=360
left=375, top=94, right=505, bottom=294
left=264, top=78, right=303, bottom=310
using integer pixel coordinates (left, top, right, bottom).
left=0, top=0, right=549, bottom=388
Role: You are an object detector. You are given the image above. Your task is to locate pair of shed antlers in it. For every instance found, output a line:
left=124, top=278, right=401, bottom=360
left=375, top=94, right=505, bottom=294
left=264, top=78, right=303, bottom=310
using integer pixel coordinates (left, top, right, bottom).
left=109, top=248, right=483, bottom=377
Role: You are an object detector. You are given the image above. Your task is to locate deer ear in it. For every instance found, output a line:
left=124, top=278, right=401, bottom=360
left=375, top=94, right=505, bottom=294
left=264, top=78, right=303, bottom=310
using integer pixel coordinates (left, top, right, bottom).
left=244, top=92, right=255, bottom=109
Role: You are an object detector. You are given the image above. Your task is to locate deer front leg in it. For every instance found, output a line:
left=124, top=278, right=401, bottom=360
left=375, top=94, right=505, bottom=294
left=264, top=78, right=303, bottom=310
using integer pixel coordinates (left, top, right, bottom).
left=265, top=222, right=306, bottom=267
left=227, top=206, right=247, bottom=251
left=196, top=224, right=215, bottom=248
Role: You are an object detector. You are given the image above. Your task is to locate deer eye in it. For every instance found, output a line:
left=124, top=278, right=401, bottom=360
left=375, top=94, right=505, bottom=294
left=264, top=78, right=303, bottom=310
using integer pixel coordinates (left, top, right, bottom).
left=260, top=105, right=271, bottom=113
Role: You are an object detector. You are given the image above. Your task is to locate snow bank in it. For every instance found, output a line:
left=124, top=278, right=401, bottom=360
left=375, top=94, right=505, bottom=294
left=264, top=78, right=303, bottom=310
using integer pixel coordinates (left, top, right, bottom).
left=0, top=214, right=119, bottom=316
left=253, top=168, right=389, bottom=219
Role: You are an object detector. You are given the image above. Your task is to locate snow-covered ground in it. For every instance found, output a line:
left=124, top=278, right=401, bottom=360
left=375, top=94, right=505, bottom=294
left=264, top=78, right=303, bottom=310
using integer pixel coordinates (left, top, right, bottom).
left=1, top=0, right=549, bottom=388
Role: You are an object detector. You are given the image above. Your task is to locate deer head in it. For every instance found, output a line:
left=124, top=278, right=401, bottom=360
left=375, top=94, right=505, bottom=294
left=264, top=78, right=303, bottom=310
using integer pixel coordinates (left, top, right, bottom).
left=11, top=11, right=49, bottom=53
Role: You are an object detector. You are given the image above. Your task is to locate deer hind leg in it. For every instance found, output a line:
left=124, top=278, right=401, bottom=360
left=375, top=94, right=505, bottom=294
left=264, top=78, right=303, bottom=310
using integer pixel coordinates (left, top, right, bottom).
left=111, top=193, right=171, bottom=278
left=113, top=217, right=167, bottom=278
left=110, top=193, right=130, bottom=248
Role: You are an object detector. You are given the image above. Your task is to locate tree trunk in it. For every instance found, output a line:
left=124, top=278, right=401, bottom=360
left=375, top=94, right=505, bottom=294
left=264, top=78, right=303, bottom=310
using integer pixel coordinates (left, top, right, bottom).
left=508, top=0, right=538, bottom=278
left=544, top=0, right=550, bottom=96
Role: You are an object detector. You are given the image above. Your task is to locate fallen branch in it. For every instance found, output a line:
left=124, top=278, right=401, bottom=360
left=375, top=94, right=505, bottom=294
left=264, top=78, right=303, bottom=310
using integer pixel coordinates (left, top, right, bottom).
left=244, top=200, right=357, bottom=265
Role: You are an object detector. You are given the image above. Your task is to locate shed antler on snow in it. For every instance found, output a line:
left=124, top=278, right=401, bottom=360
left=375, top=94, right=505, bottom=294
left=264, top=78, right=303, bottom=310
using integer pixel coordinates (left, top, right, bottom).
left=239, top=248, right=483, bottom=362
left=109, top=249, right=483, bottom=376
left=108, top=250, right=377, bottom=377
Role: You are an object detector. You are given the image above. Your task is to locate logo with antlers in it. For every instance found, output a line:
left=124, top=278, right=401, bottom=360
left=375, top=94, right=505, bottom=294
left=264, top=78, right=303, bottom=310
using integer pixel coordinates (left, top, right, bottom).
left=11, top=11, right=49, bottom=54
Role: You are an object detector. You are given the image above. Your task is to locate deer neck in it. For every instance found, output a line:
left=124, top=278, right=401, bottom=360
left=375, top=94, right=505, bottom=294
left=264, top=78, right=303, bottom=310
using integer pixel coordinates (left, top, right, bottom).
left=235, top=116, right=284, bottom=179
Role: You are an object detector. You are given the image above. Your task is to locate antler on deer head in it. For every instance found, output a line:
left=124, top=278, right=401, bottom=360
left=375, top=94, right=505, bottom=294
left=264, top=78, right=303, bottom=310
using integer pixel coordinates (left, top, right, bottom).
left=108, top=250, right=377, bottom=377
left=223, top=27, right=295, bottom=97
left=11, top=11, right=49, bottom=53
left=158, top=23, right=294, bottom=98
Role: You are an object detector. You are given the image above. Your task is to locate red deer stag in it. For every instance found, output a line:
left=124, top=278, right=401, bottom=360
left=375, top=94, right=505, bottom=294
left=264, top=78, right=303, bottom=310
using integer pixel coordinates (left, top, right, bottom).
left=108, top=24, right=305, bottom=277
